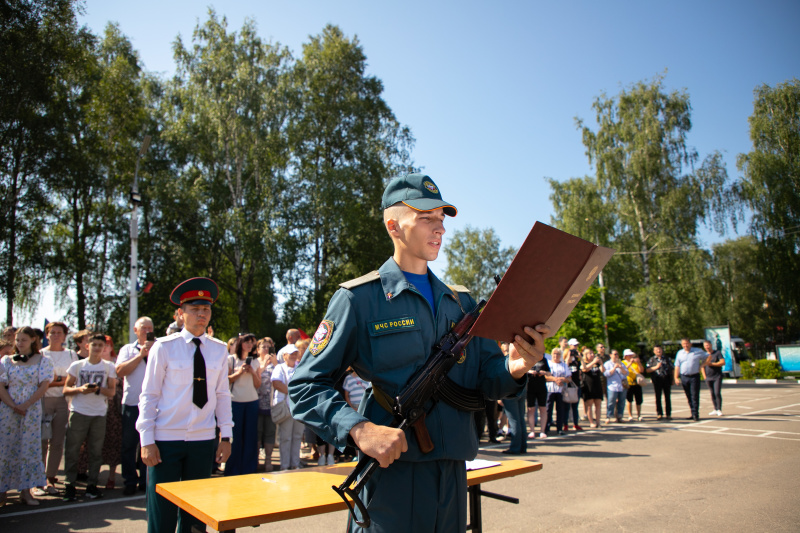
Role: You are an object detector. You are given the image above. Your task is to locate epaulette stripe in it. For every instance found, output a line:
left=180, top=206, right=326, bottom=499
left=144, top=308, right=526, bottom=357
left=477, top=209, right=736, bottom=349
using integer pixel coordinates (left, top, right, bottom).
left=340, top=270, right=381, bottom=289
left=447, top=284, right=471, bottom=293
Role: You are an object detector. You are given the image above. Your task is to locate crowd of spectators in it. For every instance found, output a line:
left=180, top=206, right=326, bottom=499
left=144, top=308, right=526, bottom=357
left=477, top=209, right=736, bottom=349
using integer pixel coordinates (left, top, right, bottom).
left=477, top=336, right=726, bottom=455
left=0, top=318, right=723, bottom=506
left=0, top=320, right=371, bottom=507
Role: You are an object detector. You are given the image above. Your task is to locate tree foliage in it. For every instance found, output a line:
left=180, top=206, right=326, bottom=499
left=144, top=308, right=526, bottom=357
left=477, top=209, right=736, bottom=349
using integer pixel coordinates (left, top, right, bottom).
left=544, top=285, right=639, bottom=353
left=283, top=24, right=414, bottom=329
left=569, top=74, right=731, bottom=343
left=160, top=10, right=292, bottom=336
left=735, top=79, right=800, bottom=343
left=442, top=226, right=516, bottom=302
left=0, top=0, right=81, bottom=324
left=0, top=4, right=416, bottom=342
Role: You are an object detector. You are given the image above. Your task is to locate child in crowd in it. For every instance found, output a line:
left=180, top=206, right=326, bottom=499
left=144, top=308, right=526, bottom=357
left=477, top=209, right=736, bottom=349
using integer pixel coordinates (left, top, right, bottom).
left=62, top=334, right=118, bottom=501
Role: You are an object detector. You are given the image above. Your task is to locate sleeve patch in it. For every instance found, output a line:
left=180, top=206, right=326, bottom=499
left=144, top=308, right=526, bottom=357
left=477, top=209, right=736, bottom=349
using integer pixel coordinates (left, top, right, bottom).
left=309, top=320, right=335, bottom=356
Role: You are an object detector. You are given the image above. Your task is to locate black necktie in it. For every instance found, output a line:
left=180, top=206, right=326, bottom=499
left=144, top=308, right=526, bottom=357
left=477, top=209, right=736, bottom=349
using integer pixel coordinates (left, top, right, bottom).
left=191, top=338, right=208, bottom=408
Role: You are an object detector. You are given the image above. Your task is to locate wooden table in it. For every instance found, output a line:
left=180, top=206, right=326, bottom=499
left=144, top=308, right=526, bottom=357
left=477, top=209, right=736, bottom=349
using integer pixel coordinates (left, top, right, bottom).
left=156, top=459, right=542, bottom=532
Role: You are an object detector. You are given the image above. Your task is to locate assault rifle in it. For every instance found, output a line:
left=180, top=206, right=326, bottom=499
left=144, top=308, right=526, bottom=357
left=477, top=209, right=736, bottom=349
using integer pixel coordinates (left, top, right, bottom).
left=333, top=299, right=487, bottom=528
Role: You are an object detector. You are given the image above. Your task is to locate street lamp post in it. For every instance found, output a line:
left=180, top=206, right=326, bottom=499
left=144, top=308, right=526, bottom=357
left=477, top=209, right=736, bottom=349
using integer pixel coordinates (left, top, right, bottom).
left=130, top=135, right=151, bottom=343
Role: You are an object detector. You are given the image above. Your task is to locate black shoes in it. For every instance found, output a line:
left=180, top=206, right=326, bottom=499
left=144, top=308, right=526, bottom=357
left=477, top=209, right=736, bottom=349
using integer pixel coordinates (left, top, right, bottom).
left=123, top=485, right=138, bottom=496
left=85, top=484, right=103, bottom=499
left=62, top=483, right=77, bottom=502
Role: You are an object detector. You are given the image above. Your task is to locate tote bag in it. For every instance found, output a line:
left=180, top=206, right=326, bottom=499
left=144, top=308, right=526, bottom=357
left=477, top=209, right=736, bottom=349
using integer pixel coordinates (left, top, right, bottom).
left=270, top=364, right=292, bottom=424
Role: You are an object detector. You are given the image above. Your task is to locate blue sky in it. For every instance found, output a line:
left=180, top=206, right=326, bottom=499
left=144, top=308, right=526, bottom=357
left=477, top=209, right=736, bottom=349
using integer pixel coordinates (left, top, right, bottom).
left=12, top=0, right=800, bottom=326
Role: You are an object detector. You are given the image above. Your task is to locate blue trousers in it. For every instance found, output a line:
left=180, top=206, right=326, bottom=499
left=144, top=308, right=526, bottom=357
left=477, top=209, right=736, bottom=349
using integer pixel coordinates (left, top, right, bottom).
left=707, top=378, right=723, bottom=411
left=606, top=389, right=626, bottom=419
left=681, top=374, right=701, bottom=418
left=504, top=390, right=527, bottom=453
left=121, top=405, right=146, bottom=489
left=348, top=459, right=467, bottom=533
left=147, top=439, right=215, bottom=533
left=565, top=398, right=580, bottom=426
left=225, top=400, right=259, bottom=476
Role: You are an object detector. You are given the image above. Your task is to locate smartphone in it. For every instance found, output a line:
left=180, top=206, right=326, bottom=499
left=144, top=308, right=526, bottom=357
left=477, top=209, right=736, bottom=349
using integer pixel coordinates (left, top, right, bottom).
left=87, top=382, right=98, bottom=389
left=245, top=356, right=253, bottom=366
left=146, top=332, right=155, bottom=342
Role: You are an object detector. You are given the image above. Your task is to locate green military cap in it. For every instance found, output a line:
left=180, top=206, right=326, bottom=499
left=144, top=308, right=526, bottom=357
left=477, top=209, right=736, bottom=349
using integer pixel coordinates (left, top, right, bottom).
left=381, top=173, right=457, bottom=216
left=170, top=277, right=219, bottom=306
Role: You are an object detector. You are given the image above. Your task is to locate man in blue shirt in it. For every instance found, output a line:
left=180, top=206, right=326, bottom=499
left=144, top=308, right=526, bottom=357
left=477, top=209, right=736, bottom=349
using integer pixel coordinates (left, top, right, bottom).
left=673, top=338, right=711, bottom=421
left=289, top=173, right=550, bottom=532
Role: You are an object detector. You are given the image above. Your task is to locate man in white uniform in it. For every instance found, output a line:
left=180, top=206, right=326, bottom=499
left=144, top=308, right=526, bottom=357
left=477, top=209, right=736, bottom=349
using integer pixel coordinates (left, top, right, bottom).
left=137, top=277, right=233, bottom=533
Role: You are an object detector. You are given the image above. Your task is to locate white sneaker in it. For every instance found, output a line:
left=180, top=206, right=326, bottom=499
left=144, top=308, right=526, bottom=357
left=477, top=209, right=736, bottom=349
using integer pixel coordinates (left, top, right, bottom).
left=318, top=456, right=327, bottom=466
left=539, top=432, right=547, bottom=439
left=327, top=454, right=335, bottom=465
left=709, top=410, right=718, bottom=416
left=716, top=411, right=723, bottom=416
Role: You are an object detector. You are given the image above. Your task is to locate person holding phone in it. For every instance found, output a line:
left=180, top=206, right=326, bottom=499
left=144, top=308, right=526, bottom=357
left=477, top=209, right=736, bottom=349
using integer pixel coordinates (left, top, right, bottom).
left=226, top=333, right=261, bottom=476
left=115, top=317, right=155, bottom=496
left=62, top=333, right=118, bottom=501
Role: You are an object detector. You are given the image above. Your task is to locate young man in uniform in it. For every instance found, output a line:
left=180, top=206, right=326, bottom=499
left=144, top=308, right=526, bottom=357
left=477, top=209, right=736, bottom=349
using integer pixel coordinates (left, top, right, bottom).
left=289, top=173, right=550, bottom=532
left=137, top=278, right=233, bottom=533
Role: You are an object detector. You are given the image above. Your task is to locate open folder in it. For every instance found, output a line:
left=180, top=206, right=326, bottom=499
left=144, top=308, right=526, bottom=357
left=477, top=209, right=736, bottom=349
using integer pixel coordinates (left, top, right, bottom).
left=468, top=222, right=615, bottom=342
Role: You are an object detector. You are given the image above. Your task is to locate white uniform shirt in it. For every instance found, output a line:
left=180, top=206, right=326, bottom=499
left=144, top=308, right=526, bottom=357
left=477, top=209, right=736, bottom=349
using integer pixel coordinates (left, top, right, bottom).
left=116, top=341, right=147, bottom=406
left=136, top=329, right=233, bottom=446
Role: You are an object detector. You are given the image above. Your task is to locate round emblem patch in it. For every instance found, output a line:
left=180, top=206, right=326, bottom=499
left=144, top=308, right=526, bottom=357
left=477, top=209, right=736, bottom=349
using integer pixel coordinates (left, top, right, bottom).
left=198, top=291, right=205, bottom=296
left=423, top=180, right=439, bottom=194
left=309, top=320, right=335, bottom=356
left=456, top=350, right=467, bottom=364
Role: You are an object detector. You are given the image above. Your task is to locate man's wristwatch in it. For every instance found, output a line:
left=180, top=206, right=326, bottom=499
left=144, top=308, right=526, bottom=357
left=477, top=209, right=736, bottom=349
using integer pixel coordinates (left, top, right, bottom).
left=220, top=437, right=230, bottom=442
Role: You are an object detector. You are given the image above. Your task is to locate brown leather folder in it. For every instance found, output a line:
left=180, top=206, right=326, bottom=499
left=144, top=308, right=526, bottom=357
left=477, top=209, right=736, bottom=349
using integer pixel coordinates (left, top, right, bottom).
left=468, top=222, right=614, bottom=342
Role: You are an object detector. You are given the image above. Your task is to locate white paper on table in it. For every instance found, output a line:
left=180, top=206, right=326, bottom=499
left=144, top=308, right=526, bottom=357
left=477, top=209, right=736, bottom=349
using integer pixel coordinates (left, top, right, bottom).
left=465, top=459, right=501, bottom=471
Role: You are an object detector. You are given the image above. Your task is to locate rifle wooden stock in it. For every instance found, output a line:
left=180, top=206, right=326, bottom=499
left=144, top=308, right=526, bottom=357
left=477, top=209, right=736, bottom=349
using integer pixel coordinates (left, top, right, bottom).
left=412, top=413, right=434, bottom=454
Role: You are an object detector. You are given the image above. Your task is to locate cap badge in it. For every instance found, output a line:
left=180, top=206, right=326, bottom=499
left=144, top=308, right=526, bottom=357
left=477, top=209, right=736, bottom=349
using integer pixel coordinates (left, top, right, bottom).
left=198, top=291, right=205, bottom=296
left=423, top=181, right=438, bottom=194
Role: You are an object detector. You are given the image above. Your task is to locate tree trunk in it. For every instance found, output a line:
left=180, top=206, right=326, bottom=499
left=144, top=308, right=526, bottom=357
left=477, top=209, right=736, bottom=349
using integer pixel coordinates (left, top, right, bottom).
left=71, top=191, right=86, bottom=330
left=634, top=202, right=658, bottom=332
left=76, top=269, right=86, bottom=330
left=4, top=170, right=19, bottom=326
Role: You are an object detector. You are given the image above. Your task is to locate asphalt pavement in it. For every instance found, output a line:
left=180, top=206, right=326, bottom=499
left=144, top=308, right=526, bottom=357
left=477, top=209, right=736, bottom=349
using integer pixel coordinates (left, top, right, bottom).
left=2, top=381, right=799, bottom=532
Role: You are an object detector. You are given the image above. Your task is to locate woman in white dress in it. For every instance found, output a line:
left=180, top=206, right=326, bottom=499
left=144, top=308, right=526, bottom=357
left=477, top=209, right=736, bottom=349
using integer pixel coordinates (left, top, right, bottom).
left=0, top=326, right=54, bottom=506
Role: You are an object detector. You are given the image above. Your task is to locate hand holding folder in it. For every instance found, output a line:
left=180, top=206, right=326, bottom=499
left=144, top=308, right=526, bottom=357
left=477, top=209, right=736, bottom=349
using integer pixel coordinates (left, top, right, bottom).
left=469, top=222, right=615, bottom=344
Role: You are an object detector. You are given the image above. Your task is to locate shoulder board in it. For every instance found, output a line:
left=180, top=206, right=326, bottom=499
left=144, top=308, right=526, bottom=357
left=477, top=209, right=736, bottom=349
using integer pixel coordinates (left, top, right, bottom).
left=206, top=336, right=227, bottom=347
left=340, top=270, right=380, bottom=290
left=447, top=284, right=471, bottom=293
left=158, top=332, right=183, bottom=343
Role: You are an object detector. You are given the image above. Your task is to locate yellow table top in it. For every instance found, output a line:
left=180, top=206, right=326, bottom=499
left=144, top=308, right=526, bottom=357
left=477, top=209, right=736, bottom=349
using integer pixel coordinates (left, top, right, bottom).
left=156, top=459, right=541, bottom=531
